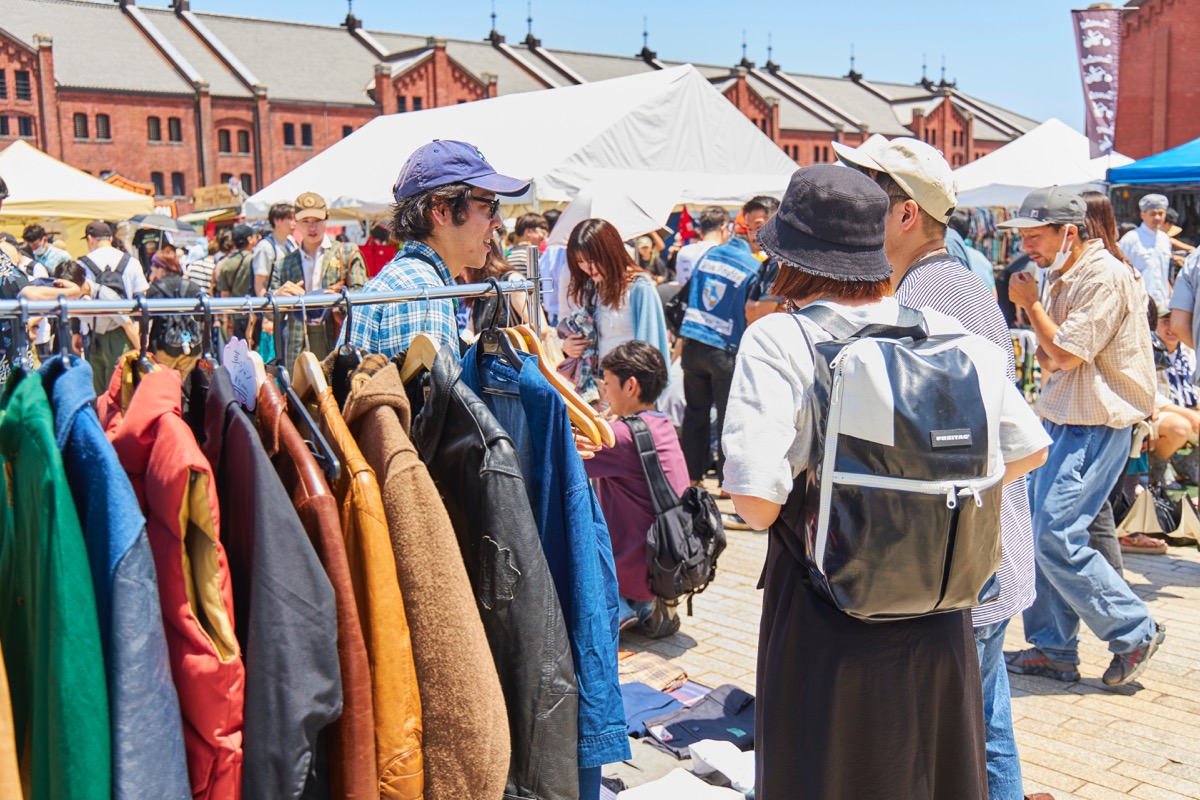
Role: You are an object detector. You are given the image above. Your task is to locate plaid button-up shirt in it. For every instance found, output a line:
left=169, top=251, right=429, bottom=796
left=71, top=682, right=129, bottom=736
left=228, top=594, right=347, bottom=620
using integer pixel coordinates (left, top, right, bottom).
left=271, top=238, right=368, bottom=367
left=1038, top=240, right=1156, bottom=428
left=342, top=241, right=459, bottom=358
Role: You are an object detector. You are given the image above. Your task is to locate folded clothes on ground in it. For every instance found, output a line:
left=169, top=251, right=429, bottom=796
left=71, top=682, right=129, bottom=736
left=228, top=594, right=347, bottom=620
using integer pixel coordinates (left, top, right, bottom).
left=643, top=684, right=755, bottom=760
left=622, top=682, right=685, bottom=738
left=617, top=650, right=688, bottom=692
left=689, top=739, right=756, bottom=793
left=615, top=768, right=744, bottom=799
left=667, top=679, right=712, bottom=707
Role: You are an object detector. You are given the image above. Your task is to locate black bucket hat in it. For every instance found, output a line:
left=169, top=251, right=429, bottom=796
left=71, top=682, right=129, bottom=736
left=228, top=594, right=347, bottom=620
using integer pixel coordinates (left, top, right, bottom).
left=756, top=164, right=892, bottom=282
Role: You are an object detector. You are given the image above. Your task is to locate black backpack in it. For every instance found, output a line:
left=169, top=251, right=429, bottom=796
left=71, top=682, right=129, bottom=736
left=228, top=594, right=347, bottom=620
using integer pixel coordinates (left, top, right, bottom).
left=625, top=415, right=726, bottom=611
left=793, top=305, right=1007, bottom=622
left=663, top=278, right=690, bottom=336
left=79, top=254, right=132, bottom=299
left=147, top=277, right=202, bottom=356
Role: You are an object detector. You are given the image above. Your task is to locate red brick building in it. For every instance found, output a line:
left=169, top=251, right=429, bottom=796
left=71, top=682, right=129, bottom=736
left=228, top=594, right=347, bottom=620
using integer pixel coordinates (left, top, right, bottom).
left=1115, top=0, right=1200, bottom=159
left=0, top=0, right=1038, bottom=212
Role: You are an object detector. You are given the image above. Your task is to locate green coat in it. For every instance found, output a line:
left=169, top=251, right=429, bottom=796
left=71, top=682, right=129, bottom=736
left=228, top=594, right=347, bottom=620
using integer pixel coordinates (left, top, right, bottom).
left=0, top=371, right=110, bottom=799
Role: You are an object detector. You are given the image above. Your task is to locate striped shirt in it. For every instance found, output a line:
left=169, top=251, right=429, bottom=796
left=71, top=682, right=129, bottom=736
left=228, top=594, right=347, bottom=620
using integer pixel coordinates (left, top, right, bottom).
left=896, top=254, right=1037, bottom=627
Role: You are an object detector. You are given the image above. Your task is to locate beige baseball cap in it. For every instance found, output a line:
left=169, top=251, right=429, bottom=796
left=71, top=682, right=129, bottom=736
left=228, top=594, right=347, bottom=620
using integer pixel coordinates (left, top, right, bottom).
left=294, top=191, right=329, bottom=221
left=832, top=136, right=957, bottom=223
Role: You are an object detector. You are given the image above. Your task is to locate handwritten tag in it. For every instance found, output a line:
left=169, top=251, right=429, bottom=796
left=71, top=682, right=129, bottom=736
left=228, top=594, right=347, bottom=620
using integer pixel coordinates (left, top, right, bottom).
left=223, top=337, right=258, bottom=411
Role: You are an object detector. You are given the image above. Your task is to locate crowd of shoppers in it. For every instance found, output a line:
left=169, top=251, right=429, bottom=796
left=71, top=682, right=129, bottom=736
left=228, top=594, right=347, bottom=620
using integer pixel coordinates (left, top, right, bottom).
left=4, top=129, right=1192, bottom=800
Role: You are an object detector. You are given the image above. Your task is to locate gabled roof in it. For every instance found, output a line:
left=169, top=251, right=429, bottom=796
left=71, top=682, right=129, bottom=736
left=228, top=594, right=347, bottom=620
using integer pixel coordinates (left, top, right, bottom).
left=368, top=31, right=552, bottom=96
left=744, top=72, right=837, bottom=132
left=4, top=0, right=193, bottom=94
left=538, top=48, right=658, bottom=83
left=777, top=72, right=913, bottom=135
left=140, top=7, right=250, bottom=97
left=192, top=10, right=379, bottom=105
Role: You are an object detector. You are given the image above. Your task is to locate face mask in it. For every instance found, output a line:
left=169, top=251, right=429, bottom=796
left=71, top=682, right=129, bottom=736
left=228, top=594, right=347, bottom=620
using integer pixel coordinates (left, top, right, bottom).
left=1049, top=227, right=1072, bottom=272
left=33, top=244, right=47, bottom=256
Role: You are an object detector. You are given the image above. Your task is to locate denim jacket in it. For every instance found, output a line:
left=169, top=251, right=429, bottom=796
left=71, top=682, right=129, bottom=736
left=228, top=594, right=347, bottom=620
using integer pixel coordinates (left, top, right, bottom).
left=461, top=344, right=630, bottom=772
left=40, top=355, right=191, bottom=799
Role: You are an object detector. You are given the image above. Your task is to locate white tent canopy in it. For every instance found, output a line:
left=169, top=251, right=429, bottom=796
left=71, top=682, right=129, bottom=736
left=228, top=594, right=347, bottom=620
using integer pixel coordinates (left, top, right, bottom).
left=954, top=118, right=1133, bottom=208
left=245, top=65, right=798, bottom=220
left=0, top=140, right=154, bottom=220
left=546, top=178, right=676, bottom=246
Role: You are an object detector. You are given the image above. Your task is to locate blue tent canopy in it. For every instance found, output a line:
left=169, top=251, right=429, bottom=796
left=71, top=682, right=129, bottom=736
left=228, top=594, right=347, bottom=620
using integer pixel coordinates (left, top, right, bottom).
left=1107, top=137, right=1200, bottom=185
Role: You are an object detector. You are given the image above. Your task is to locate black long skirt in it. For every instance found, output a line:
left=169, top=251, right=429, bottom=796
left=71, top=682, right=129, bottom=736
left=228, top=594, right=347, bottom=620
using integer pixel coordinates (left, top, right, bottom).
left=755, top=532, right=988, bottom=799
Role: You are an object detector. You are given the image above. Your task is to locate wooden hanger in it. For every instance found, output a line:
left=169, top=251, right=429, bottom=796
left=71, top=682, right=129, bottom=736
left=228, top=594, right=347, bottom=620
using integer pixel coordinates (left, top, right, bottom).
left=292, top=350, right=328, bottom=401
left=401, top=333, right=440, bottom=384
left=512, top=323, right=611, bottom=446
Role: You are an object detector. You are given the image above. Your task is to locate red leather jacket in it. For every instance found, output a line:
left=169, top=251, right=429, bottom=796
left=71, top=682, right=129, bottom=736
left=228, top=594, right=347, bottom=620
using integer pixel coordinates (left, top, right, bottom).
left=102, top=365, right=246, bottom=800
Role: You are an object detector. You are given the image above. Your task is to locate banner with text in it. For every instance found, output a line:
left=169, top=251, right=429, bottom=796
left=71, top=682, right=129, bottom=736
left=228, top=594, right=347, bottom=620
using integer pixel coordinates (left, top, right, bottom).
left=1072, top=8, right=1122, bottom=159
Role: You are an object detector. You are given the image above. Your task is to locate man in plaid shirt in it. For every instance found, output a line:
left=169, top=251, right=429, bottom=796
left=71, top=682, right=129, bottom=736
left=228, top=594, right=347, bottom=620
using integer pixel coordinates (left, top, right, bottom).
left=1004, top=187, right=1165, bottom=688
left=341, top=140, right=530, bottom=357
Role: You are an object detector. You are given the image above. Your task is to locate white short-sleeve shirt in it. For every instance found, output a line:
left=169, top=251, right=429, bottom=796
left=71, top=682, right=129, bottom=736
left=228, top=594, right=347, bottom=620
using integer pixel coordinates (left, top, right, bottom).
left=721, top=297, right=1051, bottom=505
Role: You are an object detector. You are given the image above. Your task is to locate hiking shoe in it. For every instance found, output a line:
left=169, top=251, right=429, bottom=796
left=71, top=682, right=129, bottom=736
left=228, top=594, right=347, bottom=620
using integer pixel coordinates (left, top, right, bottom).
left=1103, top=623, right=1166, bottom=686
left=637, top=598, right=681, bottom=639
left=1004, top=647, right=1081, bottom=682
left=722, top=512, right=753, bottom=531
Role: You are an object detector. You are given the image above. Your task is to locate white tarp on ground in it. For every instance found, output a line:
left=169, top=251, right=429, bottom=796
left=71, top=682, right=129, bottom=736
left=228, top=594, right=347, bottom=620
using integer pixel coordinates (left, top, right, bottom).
left=954, top=118, right=1133, bottom=208
left=245, top=65, right=798, bottom=220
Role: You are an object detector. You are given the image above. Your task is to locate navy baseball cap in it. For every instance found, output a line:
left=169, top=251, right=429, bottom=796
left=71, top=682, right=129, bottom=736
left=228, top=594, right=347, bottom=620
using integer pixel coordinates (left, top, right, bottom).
left=392, top=139, right=530, bottom=201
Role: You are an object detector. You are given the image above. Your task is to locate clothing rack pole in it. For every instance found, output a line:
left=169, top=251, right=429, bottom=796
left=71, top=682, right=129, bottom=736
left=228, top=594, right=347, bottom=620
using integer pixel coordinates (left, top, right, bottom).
left=525, top=244, right=542, bottom=338
left=0, top=280, right=535, bottom=318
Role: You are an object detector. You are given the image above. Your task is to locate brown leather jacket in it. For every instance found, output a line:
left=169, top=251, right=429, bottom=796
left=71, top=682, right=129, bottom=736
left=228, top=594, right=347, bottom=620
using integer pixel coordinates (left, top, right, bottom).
left=316, top=387, right=425, bottom=798
left=341, top=356, right=509, bottom=800
left=256, top=380, right=376, bottom=799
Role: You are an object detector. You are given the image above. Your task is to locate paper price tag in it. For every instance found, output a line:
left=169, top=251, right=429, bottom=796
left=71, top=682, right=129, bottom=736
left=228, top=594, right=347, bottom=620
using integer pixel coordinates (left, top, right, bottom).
left=223, top=337, right=258, bottom=411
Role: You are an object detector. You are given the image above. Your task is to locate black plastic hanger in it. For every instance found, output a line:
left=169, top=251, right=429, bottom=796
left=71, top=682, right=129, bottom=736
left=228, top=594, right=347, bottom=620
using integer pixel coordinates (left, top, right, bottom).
left=14, top=295, right=33, bottom=376
left=268, top=292, right=341, bottom=482
left=330, top=286, right=366, bottom=408
left=195, top=292, right=216, bottom=372
left=476, top=277, right=525, bottom=372
left=57, top=294, right=71, bottom=360
left=132, top=292, right=155, bottom=387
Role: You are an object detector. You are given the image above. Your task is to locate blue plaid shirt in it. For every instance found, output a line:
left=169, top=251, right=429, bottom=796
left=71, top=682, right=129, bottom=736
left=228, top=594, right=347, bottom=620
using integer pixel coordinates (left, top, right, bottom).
left=342, top=241, right=459, bottom=357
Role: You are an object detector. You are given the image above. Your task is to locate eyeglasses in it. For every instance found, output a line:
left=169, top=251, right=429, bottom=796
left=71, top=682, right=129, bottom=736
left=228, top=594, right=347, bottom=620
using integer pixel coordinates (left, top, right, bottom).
left=468, top=195, right=501, bottom=218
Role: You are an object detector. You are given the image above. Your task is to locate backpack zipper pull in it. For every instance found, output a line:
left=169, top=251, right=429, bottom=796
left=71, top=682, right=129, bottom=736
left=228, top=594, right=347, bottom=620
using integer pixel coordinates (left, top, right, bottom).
left=945, top=486, right=958, bottom=510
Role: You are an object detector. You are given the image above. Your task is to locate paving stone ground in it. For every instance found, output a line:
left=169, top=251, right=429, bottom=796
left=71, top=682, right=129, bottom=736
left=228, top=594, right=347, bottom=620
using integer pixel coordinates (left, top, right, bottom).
left=617, top=490, right=1200, bottom=798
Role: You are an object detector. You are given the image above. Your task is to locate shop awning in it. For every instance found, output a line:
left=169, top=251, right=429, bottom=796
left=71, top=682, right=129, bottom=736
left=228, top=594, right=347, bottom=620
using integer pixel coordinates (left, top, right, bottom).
left=178, top=206, right=240, bottom=224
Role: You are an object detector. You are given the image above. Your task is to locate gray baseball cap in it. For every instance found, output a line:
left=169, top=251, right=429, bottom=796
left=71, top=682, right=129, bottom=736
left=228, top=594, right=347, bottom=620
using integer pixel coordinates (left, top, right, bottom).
left=997, top=186, right=1086, bottom=229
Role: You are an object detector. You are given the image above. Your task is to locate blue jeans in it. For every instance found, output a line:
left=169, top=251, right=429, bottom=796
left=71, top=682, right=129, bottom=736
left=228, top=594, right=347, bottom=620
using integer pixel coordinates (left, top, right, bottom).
left=976, top=621, right=1022, bottom=800
left=1024, top=422, right=1157, bottom=662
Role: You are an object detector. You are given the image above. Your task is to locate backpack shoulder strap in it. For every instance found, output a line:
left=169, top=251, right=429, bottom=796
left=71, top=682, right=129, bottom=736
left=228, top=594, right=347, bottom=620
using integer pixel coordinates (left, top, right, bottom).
left=798, top=303, right=928, bottom=342
left=623, top=414, right=682, bottom=514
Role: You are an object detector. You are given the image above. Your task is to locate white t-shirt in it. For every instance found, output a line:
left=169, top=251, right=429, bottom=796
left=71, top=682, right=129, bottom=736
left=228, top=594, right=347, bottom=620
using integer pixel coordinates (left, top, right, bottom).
left=673, top=239, right=719, bottom=285
left=83, top=244, right=149, bottom=299
left=722, top=298, right=1051, bottom=505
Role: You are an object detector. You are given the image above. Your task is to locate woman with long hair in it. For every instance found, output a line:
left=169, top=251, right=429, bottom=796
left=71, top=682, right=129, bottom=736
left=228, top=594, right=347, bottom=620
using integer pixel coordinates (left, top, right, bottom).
left=1081, top=190, right=1132, bottom=265
left=561, top=219, right=669, bottom=368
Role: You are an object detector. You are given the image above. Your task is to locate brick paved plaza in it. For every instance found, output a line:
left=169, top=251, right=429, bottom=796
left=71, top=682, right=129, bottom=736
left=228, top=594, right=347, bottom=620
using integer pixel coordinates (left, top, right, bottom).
left=617, top=492, right=1200, bottom=798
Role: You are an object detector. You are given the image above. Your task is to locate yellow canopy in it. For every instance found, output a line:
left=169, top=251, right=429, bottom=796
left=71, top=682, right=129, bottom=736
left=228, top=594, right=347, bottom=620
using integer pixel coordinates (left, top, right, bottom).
left=0, top=140, right=154, bottom=256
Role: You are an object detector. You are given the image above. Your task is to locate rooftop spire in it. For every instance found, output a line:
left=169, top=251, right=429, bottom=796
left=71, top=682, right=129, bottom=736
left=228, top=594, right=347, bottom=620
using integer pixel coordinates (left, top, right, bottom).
left=847, top=42, right=862, bottom=82
left=638, top=14, right=657, bottom=61
left=490, top=0, right=496, bottom=33
left=765, top=32, right=779, bottom=72
left=523, top=1, right=539, bottom=47
left=741, top=29, right=747, bottom=62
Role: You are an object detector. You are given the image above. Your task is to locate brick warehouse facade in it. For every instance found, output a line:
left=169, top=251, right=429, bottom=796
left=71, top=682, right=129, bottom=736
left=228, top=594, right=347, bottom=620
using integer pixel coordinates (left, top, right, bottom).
left=0, top=0, right=1039, bottom=213
left=1115, top=0, right=1200, bottom=160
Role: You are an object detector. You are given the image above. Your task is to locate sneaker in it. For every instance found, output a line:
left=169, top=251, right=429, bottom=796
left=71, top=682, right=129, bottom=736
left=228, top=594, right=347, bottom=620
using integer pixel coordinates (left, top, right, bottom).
left=637, top=598, right=681, bottom=639
left=1004, top=647, right=1081, bottom=682
left=1103, top=623, right=1166, bottom=686
left=722, top=512, right=753, bottom=531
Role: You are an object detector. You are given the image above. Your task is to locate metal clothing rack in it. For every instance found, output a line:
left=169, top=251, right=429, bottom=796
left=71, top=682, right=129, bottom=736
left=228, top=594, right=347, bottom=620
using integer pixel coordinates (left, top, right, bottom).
left=3, top=243, right=546, bottom=334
